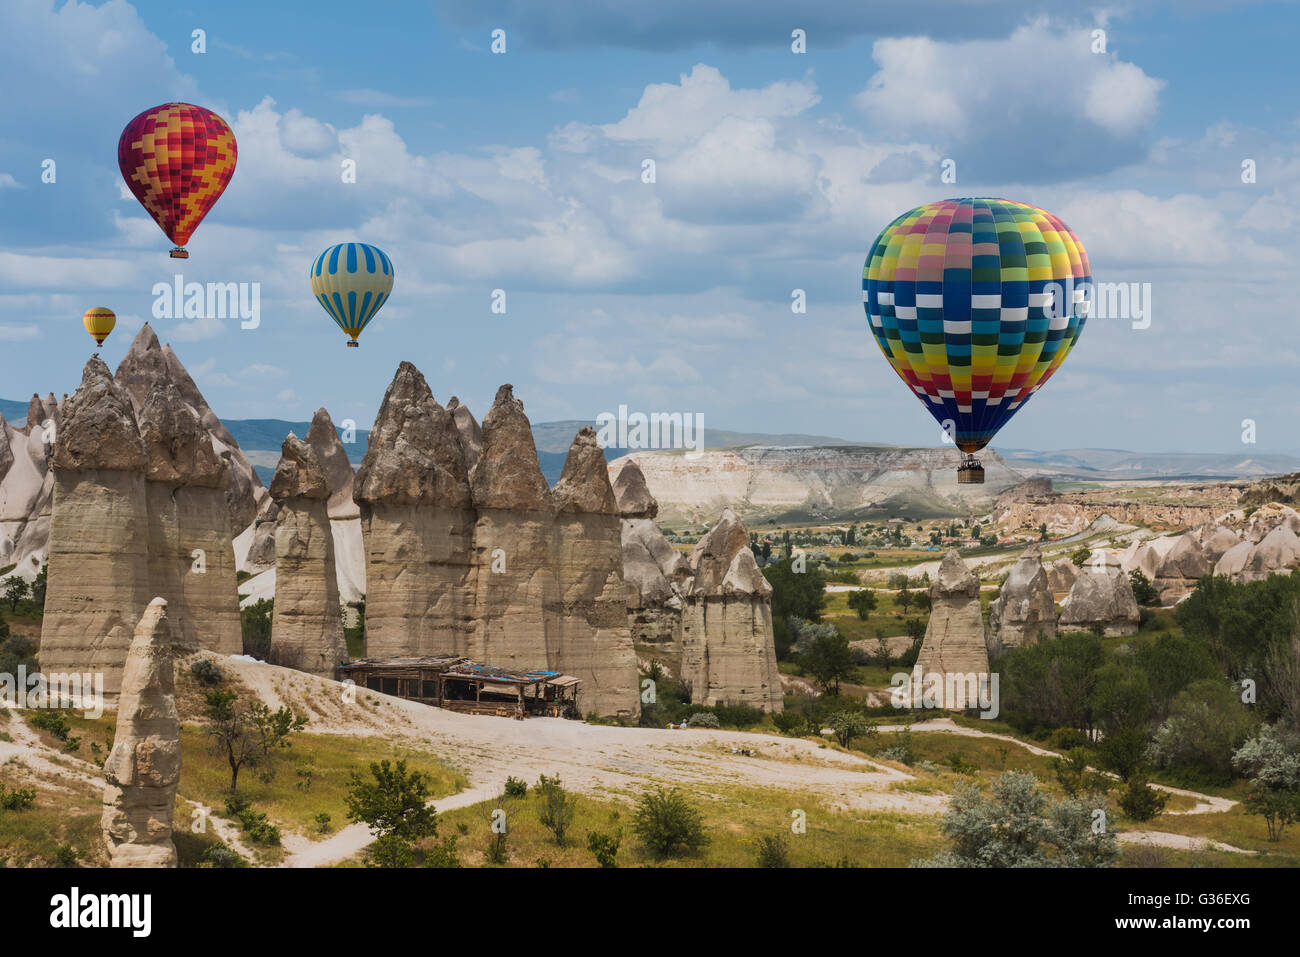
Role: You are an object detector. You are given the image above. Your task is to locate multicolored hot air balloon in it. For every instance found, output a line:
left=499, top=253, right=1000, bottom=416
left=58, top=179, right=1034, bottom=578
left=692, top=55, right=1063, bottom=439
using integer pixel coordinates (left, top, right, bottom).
left=309, top=243, right=394, bottom=347
left=82, top=307, right=116, bottom=347
left=863, top=198, right=1091, bottom=483
left=118, top=103, right=237, bottom=259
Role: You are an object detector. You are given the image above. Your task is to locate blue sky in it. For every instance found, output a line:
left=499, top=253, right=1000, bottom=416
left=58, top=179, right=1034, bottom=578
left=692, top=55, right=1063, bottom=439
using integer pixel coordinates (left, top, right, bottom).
left=1, top=0, right=1297, bottom=454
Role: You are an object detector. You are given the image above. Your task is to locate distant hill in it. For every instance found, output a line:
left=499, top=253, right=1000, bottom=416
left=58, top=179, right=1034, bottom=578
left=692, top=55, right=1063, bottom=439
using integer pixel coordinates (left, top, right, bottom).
left=8, top=394, right=1300, bottom=484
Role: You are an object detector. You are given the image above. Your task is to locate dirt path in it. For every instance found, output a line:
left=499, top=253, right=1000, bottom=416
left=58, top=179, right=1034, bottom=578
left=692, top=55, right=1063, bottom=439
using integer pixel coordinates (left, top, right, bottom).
left=878, top=718, right=1238, bottom=814
left=1117, top=831, right=1255, bottom=854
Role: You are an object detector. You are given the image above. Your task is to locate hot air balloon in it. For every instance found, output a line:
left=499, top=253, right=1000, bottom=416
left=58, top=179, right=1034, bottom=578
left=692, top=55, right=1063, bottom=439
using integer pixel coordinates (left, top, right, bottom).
left=82, top=307, right=116, bottom=347
left=863, top=198, right=1091, bottom=484
left=118, top=103, right=237, bottom=259
left=309, top=243, right=395, bottom=347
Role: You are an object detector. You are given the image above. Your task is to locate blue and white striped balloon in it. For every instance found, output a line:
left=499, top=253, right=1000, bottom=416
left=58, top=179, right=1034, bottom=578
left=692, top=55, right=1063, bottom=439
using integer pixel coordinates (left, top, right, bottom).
left=309, top=242, right=394, bottom=347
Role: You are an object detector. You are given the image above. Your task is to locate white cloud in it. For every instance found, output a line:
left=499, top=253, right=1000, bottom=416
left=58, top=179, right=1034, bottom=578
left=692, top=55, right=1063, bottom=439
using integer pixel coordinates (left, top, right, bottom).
left=0, top=324, right=39, bottom=341
left=0, top=173, right=19, bottom=189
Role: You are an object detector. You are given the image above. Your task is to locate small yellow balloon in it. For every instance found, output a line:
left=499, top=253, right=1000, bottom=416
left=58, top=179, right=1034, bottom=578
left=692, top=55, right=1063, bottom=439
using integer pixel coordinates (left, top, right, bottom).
left=82, top=307, right=116, bottom=347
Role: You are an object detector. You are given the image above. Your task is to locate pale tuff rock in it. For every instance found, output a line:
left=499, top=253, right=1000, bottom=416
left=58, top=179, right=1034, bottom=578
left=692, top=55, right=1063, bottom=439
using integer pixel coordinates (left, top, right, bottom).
left=1047, top=557, right=1080, bottom=598
left=355, top=362, right=472, bottom=509
left=41, top=358, right=151, bottom=694
left=1194, top=523, right=1242, bottom=563
left=270, top=435, right=346, bottom=676
left=1059, top=560, right=1140, bottom=636
left=446, top=397, right=482, bottom=471
left=354, top=363, right=476, bottom=658
left=916, top=550, right=991, bottom=708
left=612, top=459, right=658, bottom=519
left=102, top=598, right=181, bottom=868
left=472, top=385, right=553, bottom=511
left=1152, top=533, right=1210, bottom=604
left=679, top=509, right=781, bottom=711
left=245, top=500, right=280, bottom=570
left=1237, top=525, right=1300, bottom=582
left=0, top=415, right=12, bottom=485
left=1125, top=542, right=1163, bottom=582
left=1214, top=540, right=1254, bottom=578
left=305, top=407, right=359, bottom=520
left=470, top=384, right=556, bottom=669
left=138, top=384, right=241, bottom=657
left=52, top=358, right=148, bottom=472
left=115, top=323, right=264, bottom=534
left=622, top=517, right=692, bottom=648
left=988, top=543, right=1056, bottom=648
left=550, top=427, right=640, bottom=717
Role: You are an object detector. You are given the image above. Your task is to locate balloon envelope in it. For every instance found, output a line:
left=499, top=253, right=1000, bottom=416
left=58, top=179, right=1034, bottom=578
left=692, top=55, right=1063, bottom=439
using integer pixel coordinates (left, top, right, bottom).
left=309, top=243, right=394, bottom=346
left=82, top=307, right=116, bottom=347
left=862, top=198, right=1090, bottom=453
left=118, top=103, right=237, bottom=256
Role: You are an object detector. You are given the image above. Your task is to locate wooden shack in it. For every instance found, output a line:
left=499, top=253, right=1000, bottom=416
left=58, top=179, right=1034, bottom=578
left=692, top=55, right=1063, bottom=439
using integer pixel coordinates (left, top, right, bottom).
left=336, top=656, right=580, bottom=720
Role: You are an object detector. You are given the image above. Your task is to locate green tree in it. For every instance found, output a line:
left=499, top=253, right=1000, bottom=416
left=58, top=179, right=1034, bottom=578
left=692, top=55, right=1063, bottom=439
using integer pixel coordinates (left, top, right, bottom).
left=4, top=577, right=29, bottom=612
left=632, top=787, right=709, bottom=859
left=345, top=759, right=439, bottom=866
left=1128, top=570, right=1159, bottom=606
left=1070, top=547, right=1092, bottom=568
left=1149, top=679, right=1258, bottom=784
left=803, top=629, right=853, bottom=695
left=847, top=588, right=877, bottom=620
left=31, top=565, right=47, bottom=608
left=828, top=709, right=868, bottom=748
left=897, top=585, right=914, bottom=613
left=240, top=598, right=274, bottom=659
left=202, top=691, right=261, bottom=792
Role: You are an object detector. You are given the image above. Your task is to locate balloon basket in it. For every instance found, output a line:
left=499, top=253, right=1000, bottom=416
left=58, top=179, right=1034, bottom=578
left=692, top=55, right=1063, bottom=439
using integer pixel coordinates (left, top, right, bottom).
left=169, top=247, right=189, bottom=259
left=957, top=454, right=984, bottom=485
left=346, top=340, right=359, bottom=348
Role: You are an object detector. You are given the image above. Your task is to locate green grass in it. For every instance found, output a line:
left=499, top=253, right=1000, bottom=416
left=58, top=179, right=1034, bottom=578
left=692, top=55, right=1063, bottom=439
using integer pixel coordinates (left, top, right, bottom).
left=425, top=782, right=947, bottom=868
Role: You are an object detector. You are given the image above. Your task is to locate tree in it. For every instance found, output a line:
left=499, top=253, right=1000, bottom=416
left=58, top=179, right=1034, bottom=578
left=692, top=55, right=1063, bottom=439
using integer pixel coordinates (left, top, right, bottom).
left=31, top=565, right=47, bottom=608
left=203, top=690, right=261, bottom=792
left=1128, top=570, right=1159, bottom=606
left=828, top=709, right=868, bottom=748
left=586, top=830, right=620, bottom=867
left=240, top=598, right=273, bottom=659
left=1149, top=679, right=1258, bottom=784
left=847, top=588, right=877, bottom=621
left=1233, top=725, right=1300, bottom=841
left=762, top=557, right=828, bottom=623
left=632, top=787, right=709, bottom=859
left=202, top=691, right=304, bottom=791
left=897, top=585, right=914, bottom=613
left=345, top=759, right=439, bottom=865
left=1039, top=522, right=1048, bottom=541
left=1053, top=748, right=1110, bottom=798
left=803, top=630, right=853, bottom=695
left=918, top=771, right=1117, bottom=868
left=1070, top=547, right=1092, bottom=568
left=1117, top=776, right=1170, bottom=821
left=535, top=774, right=577, bottom=846
left=4, top=577, right=29, bottom=612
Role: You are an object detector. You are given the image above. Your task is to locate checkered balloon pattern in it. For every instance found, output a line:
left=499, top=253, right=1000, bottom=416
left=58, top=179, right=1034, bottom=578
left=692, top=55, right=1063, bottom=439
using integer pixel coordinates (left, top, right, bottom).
left=118, top=103, right=238, bottom=249
left=863, top=198, right=1091, bottom=454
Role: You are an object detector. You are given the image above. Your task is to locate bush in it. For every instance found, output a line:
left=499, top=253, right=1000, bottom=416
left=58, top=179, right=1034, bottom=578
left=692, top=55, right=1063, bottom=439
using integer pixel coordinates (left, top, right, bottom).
left=772, top=711, right=807, bottom=737
left=632, top=787, right=710, bottom=859
left=198, top=844, right=248, bottom=868
left=586, top=830, right=620, bottom=868
left=240, top=598, right=273, bottom=659
left=1049, top=727, right=1091, bottom=752
left=190, top=659, right=224, bottom=686
left=535, top=774, right=576, bottom=846
left=711, top=704, right=765, bottom=728
left=423, top=835, right=463, bottom=868
left=0, top=783, right=36, bottom=811
left=754, top=834, right=790, bottom=867
left=225, top=796, right=281, bottom=846
left=28, top=709, right=70, bottom=741
left=687, top=712, right=719, bottom=729
left=1117, top=777, right=1170, bottom=822
left=504, top=776, right=528, bottom=798
left=1129, top=570, right=1160, bottom=606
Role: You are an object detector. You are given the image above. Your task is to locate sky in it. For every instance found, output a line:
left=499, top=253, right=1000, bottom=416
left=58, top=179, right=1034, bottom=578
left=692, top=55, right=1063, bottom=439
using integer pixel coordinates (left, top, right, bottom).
left=0, top=0, right=1297, bottom=455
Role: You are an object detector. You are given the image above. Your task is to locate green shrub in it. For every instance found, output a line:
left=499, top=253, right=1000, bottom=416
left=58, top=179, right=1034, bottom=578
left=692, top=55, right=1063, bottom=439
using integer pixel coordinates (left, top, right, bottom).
left=1049, top=727, right=1091, bottom=752
left=198, top=844, right=248, bottom=868
left=1118, top=777, right=1170, bottom=822
left=423, top=835, right=462, bottom=868
left=190, top=659, right=224, bottom=686
left=632, top=787, right=710, bottom=859
left=754, top=834, right=790, bottom=867
left=586, top=830, right=620, bottom=868
left=535, top=774, right=576, bottom=846
left=686, top=712, right=720, bottom=729
left=0, top=783, right=36, bottom=811
left=772, top=711, right=807, bottom=737
left=27, top=709, right=71, bottom=741
left=504, top=776, right=528, bottom=798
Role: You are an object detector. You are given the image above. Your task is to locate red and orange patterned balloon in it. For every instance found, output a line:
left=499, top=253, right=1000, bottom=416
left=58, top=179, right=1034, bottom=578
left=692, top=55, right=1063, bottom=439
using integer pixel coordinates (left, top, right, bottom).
left=118, top=103, right=237, bottom=258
